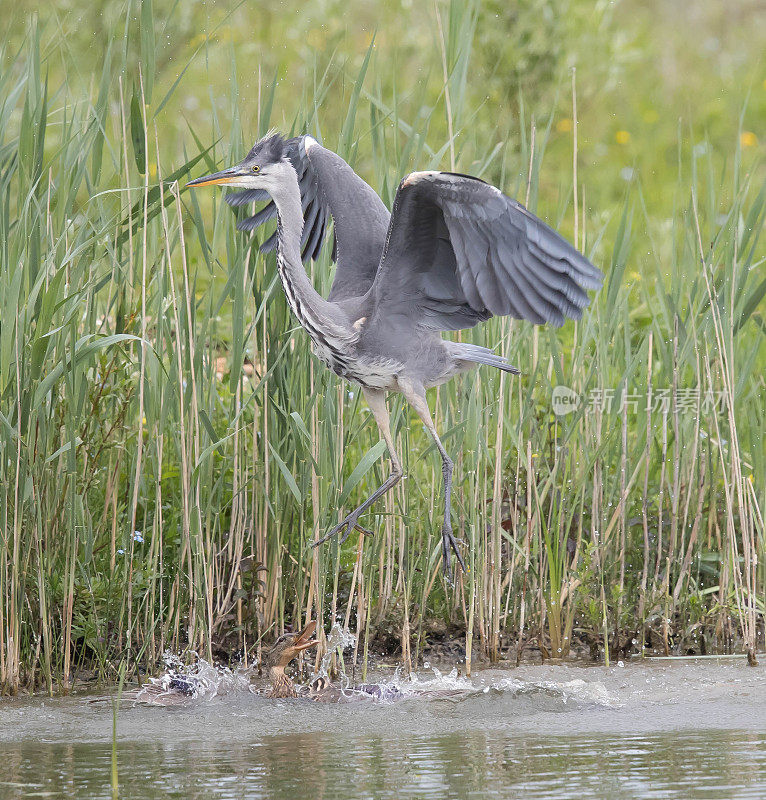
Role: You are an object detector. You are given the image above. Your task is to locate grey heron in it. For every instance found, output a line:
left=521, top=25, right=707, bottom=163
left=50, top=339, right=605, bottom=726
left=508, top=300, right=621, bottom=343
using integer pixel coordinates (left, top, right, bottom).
left=186, top=131, right=602, bottom=579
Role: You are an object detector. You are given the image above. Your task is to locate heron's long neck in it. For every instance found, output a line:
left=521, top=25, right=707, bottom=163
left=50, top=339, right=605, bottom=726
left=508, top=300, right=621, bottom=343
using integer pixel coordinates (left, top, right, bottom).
left=270, top=172, right=335, bottom=331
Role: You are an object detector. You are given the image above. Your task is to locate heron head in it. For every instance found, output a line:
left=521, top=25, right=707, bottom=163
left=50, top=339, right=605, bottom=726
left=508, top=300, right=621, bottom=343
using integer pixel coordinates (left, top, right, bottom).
left=266, top=620, right=318, bottom=669
left=185, top=130, right=290, bottom=193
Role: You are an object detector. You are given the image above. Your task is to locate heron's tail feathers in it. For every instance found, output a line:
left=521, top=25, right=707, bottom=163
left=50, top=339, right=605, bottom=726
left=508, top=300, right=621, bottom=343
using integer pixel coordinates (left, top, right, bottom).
left=451, top=342, right=520, bottom=374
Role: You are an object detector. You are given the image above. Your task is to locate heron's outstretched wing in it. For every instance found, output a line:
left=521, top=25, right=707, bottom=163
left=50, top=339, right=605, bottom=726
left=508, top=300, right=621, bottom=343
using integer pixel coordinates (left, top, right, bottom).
left=369, top=171, right=603, bottom=331
left=226, top=136, right=390, bottom=302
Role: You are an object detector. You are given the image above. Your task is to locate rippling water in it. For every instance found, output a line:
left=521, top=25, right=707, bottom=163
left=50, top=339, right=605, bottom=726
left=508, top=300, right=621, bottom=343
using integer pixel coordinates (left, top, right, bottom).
left=3, top=729, right=766, bottom=799
left=2, top=660, right=765, bottom=799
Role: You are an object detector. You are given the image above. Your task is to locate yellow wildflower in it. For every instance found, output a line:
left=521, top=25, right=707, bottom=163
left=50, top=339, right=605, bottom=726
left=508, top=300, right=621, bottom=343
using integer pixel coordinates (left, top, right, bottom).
left=615, top=130, right=631, bottom=145
left=556, top=118, right=573, bottom=133
left=740, top=131, right=758, bottom=148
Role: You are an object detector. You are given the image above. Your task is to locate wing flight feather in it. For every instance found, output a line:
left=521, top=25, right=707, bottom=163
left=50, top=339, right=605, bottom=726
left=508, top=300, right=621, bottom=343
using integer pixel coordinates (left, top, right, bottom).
left=369, top=171, right=602, bottom=331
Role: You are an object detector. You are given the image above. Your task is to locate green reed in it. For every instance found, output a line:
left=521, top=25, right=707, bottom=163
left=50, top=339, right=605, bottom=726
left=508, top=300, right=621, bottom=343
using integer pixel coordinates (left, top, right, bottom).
left=0, top=5, right=764, bottom=694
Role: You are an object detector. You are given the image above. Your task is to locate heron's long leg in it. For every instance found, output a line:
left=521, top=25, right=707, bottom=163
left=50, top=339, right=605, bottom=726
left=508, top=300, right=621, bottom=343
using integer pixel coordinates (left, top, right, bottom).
left=399, top=380, right=466, bottom=581
left=314, top=388, right=403, bottom=547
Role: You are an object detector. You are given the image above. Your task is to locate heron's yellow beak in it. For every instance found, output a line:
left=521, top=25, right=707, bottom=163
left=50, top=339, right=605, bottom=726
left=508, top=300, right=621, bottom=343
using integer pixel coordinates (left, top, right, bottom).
left=185, top=167, right=240, bottom=188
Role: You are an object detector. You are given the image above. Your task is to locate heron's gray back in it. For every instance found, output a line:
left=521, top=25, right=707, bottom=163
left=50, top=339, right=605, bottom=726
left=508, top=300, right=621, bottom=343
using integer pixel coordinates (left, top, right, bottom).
left=302, top=140, right=390, bottom=302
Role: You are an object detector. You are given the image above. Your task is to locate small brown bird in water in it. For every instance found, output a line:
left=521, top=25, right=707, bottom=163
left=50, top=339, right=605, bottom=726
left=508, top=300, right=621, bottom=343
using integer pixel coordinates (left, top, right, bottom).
left=267, top=620, right=318, bottom=698
left=110, top=621, right=319, bottom=705
left=114, top=620, right=462, bottom=704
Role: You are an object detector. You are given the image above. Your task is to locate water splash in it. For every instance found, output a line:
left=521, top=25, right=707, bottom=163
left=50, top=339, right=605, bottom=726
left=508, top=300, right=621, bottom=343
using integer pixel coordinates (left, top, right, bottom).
left=317, top=623, right=357, bottom=679
left=130, top=641, right=618, bottom=709
left=130, top=624, right=358, bottom=707
left=353, top=666, right=620, bottom=707
left=134, top=652, right=253, bottom=704
left=491, top=676, right=620, bottom=707
left=322, top=666, right=481, bottom=705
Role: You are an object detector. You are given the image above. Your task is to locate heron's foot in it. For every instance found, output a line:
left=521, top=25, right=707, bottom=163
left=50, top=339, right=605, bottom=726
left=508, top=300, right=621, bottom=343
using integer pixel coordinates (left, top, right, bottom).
left=314, top=512, right=374, bottom=547
left=354, top=522, right=374, bottom=537
left=441, top=525, right=466, bottom=582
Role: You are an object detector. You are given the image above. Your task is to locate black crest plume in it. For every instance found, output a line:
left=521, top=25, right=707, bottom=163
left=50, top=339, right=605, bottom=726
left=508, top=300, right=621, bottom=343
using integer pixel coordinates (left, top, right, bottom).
left=226, top=133, right=334, bottom=262
left=244, top=130, right=286, bottom=165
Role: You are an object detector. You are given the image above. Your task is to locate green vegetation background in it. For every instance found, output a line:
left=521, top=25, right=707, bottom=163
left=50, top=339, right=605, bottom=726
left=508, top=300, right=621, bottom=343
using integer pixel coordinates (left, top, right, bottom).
left=1, top=0, right=764, bottom=692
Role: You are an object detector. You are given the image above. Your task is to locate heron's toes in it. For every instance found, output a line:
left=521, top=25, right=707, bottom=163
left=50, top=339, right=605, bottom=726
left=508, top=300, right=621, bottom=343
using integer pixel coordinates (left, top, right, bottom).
left=313, top=512, right=374, bottom=548
left=314, top=520, right=347, bottom=547
left=313, top=523, right=342, bottom=547
left=338, top=517, right=356, bottom=545
left=337, top=513, right=372, bottom=545
left=354, top=523, right=374, bottom=537
left=445, top=531, right=468, bottom=549
left=441, top=526, right=466, bottom=573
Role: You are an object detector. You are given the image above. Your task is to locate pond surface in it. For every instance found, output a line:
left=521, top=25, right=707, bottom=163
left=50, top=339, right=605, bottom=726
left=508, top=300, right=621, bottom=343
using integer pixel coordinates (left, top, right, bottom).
left=2, top=659, right=765, bottom=799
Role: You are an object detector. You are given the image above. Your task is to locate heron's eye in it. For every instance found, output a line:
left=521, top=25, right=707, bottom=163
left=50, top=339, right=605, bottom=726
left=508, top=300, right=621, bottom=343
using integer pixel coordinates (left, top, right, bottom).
left=251, top=165, right=260, bottom=173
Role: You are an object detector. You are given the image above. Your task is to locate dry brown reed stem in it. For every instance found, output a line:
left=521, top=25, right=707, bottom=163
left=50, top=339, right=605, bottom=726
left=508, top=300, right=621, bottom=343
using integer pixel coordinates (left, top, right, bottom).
left=161, top=184, right=194, bottom=650
left=655, top=393, right=669, bottom=591
left=434, top=0, right=456, bottom=173
left=572, top=67, right=579, bottom=252
left=677, top=337, right=702, bottom=583
left=618, top=373, right=627, bottom=620
left=6, top=310, right=22, bottom=693
left=489, top=335, right=506, bottom=661
left=666, top=319, right=681, bottom=622
left=126, top=68, right=150, bottom=673
left=639, top=331, right=653, bottom=639
left=307, top=356, right=320, bottom=641
left=260, top=296, right=270, bottom=636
